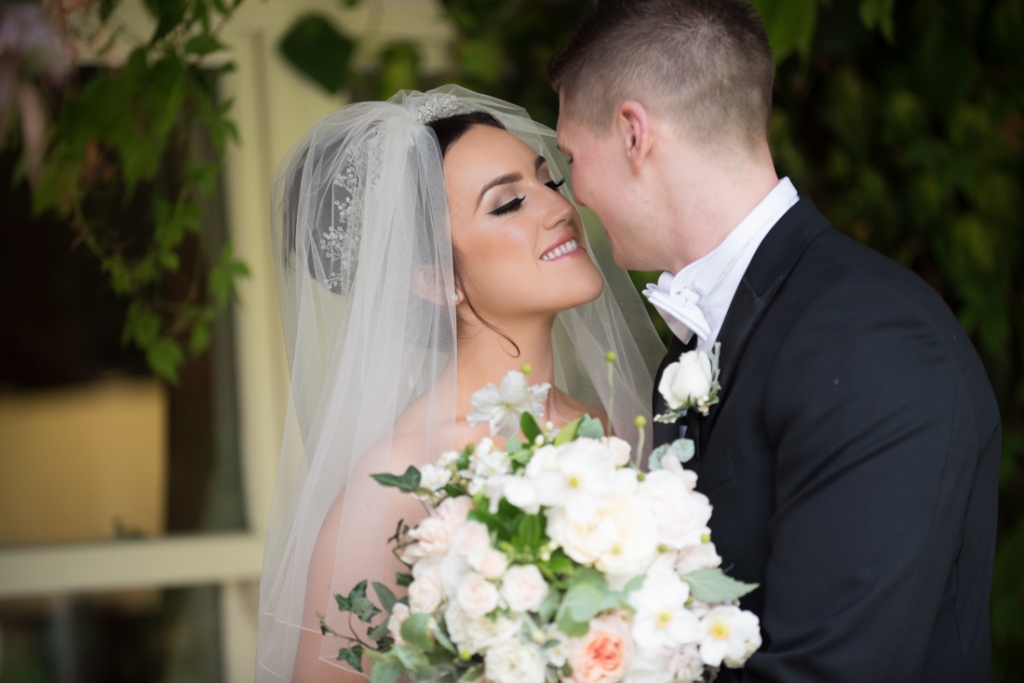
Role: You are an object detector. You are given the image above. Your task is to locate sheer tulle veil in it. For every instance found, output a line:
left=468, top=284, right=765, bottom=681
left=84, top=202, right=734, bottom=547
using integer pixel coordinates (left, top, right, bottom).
left=257, top=85, right=664, bottom=680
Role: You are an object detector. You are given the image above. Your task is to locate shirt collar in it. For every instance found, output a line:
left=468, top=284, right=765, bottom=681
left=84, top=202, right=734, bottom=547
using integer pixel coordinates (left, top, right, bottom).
left=659, top=177, right=799, bottom=297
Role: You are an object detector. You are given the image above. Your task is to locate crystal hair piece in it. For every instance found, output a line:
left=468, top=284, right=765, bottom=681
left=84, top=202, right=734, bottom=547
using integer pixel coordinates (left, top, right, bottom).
left=412, top=93, right=462, bottom=124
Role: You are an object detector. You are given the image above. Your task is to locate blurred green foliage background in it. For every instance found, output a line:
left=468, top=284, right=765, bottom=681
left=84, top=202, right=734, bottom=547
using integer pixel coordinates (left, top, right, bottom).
left=3, top=0, right=1022, bottom=679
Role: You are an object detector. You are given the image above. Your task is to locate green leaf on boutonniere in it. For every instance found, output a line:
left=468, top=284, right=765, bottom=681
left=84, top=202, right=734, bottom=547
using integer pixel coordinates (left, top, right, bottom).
left=682, top=568, right=759, bottom=603
left=654, top=408, right=687, bottom=424
left=371, top=466, right=421, bottom=493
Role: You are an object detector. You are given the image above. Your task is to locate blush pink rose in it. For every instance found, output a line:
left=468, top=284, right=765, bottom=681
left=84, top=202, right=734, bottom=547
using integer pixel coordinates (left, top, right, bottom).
left=567, top=615, right=634, bottom=683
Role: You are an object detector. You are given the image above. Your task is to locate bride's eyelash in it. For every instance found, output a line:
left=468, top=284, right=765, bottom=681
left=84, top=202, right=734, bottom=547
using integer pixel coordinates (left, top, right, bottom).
left=489, top=179, right=565, bottom=216
left=491, top=197, right=524, bottom=216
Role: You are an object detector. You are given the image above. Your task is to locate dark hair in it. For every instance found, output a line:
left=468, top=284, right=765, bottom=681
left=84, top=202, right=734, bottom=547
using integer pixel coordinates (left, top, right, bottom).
left=426, top=111, right=522, bottom=357
left=548, top=0, right=774, bottom=151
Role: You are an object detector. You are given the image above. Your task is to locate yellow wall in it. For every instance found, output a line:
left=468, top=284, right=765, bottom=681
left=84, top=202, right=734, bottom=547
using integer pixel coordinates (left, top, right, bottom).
left=0, top=378, right=166, bottom=546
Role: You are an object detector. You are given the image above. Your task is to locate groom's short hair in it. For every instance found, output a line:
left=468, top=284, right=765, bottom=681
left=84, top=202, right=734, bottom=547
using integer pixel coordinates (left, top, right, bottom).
left=548, top=0, right=774, bottom=151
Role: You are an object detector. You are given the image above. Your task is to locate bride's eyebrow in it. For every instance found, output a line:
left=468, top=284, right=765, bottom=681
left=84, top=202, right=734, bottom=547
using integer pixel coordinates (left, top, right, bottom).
left=476, top=156, right=547, bottom=209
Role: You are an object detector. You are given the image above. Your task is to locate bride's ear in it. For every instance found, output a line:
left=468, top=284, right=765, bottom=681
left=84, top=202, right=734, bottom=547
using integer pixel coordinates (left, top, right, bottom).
left=412, top=265, right=462, bottom=306
left=617, top=100, right=654, bottom=173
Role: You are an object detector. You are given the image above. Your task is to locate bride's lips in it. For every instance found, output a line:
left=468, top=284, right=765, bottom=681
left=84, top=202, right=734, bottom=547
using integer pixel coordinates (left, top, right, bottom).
left=539, top=232, right=584, bottom=262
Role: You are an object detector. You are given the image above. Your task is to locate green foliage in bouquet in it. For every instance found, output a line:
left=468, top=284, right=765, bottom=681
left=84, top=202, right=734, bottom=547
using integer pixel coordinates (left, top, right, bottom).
left=330, top=372, right=760, bottom=683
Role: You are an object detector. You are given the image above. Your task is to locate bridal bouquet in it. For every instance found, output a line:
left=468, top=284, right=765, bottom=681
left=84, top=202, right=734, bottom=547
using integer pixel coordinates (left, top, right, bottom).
left=326, top=364, right=760, bottom=683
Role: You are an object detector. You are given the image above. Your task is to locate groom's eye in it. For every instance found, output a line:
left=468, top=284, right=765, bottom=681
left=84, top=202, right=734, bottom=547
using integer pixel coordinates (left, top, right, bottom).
left=490, top=197, right=524, bottom=216
left=545, top=179, right=566, bottom=192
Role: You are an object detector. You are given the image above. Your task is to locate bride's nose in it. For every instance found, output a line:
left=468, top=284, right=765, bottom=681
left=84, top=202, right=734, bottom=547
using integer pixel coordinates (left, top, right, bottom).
left=541, top=191, right=575, bottom=231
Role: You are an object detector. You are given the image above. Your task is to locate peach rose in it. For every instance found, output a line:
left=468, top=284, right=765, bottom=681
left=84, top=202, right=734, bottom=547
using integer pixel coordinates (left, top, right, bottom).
left=567, top=615, right=633, bottom=683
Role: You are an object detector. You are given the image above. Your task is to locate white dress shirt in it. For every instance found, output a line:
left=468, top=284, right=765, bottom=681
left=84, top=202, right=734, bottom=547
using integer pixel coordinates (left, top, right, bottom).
left=644, top=177, right=799, bottom=352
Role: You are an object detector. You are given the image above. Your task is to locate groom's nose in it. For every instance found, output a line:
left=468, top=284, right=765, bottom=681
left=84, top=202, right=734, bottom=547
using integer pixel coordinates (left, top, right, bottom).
left=542, top=193, right=576, bottom=230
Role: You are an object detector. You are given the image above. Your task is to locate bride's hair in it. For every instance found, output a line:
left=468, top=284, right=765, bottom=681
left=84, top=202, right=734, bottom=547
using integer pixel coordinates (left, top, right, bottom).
left=427, top=111, right=521, bottom=356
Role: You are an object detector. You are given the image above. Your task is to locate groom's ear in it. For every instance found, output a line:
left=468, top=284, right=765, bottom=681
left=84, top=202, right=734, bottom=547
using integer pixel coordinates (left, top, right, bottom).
left=617, top=101, right=655, bottom=173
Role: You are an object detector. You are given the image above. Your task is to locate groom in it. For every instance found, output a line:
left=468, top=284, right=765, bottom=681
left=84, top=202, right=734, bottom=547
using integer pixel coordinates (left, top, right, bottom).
left=550, top=0, right=1000, bottom=681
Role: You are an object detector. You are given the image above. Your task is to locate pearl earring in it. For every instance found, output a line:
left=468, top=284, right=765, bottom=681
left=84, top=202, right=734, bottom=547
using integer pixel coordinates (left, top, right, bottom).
left=451, top=292, right=460, bottom=302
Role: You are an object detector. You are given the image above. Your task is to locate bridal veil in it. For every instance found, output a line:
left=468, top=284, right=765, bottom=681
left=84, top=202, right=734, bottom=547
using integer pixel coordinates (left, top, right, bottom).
left=257, top=85, right=664, bottom=680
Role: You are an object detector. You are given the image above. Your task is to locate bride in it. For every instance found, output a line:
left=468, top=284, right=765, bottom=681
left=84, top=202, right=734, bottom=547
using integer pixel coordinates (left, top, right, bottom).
left=257, top=86, right=664, bottom=682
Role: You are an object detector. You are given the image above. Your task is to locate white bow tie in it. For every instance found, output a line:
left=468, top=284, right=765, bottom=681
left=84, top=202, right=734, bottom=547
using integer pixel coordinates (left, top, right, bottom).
left=643, top=274, right=711, bottom=344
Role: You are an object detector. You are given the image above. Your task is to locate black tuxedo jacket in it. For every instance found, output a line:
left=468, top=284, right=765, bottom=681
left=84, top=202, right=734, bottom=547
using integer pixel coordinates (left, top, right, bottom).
left=653, top=198, right=1000, bottom=682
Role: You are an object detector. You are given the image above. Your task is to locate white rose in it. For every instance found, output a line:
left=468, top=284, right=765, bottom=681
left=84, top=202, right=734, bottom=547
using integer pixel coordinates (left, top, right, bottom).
left=675, top=542, right=722, bottom=577
left=546, top=505, right=613, bottom=565
left=405, top=516, right=452, bottom=561
left=474, top=548, right=509, bottom=580
left=668, top=643, right=704, bottom=683
left=444, top=602, right=522, bottom=655
left=439, top=549, right=471, bottom=598
left=594, top=494, right=660, bottom=589
left=698, top=606, right=761, bottom=669
left=453, top=520, right=492, bottom=565
left=500, top=564, right=549, bottom=613
left=659, top=350, right=713, bottom=411
left=456, top=572, right=499, bottom=618
left=484, top=638, right=547, bottom=683
left=436, top=496, right=474, bottom=533
left=388, top=603, right=410, bottom=646
left=602, top=436, right=633, bottom=467
left=419, top=462, right=452, bottom=492
left=641, top=471, right=712, bottom=550
left=408, top=570, right=444, bottom=614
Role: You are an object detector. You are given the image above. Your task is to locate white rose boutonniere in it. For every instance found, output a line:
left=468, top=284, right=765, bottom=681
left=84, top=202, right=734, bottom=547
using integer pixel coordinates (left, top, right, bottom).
left=656, top=342, right=722, bottom=423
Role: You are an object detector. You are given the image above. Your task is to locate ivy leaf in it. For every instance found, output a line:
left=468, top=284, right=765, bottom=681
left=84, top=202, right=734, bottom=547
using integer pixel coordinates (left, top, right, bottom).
left=146, top=337, right=184, bottom=384
left=366, top=651, right=403, bottom=683
left=278, top=14, right=356, bottom=94
left=189, top=321, right=211, bottom=354
left=337, top=645, right=363, bottom=672
left=373, top=582, right=398, bottom=615
left=371, top=466, right=421, bottom=493
left=185, top=34, right=227, bottom=55
left=682, top=569, right=759, bottom=603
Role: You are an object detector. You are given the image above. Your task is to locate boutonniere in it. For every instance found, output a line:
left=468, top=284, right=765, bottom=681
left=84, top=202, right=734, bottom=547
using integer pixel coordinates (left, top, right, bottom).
left=655, top=342, right=722, bottom=423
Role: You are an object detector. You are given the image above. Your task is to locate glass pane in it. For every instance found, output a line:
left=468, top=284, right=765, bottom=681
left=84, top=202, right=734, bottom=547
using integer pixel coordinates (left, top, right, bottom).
left=0, top=587, right=221, bottom=683
left=0, top=68, right=245, bottom=547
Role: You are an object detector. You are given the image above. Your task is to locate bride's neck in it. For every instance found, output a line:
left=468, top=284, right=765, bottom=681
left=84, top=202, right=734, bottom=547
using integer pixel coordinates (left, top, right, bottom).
left=455, top=315, right=556, bottom=414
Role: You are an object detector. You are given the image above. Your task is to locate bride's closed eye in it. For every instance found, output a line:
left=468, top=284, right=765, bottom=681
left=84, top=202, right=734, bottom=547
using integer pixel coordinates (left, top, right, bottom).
left=488, top=179, right=566, bottom=217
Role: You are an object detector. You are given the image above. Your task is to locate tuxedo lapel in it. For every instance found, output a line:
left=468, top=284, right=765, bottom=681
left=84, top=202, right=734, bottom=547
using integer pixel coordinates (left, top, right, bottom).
left=699, top=198, right=832, bottom=451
